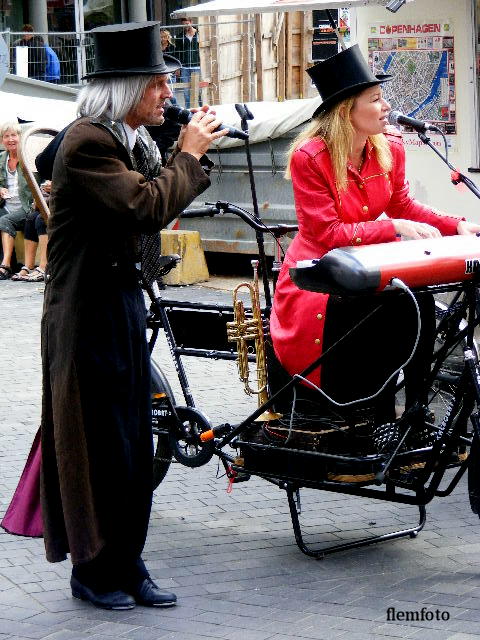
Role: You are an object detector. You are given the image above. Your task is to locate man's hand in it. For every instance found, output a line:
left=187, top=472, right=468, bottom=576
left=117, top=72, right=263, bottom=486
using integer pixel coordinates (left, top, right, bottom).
left=391, top=219, right=442, bottom=240
left=176, top=104, right=210, bottom=150
left=177, top=105, right=228, bottom=159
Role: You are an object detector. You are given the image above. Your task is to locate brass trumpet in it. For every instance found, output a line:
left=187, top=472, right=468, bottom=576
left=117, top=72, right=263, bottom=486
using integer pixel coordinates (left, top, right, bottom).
left=227, top=260, right=281, bottom=422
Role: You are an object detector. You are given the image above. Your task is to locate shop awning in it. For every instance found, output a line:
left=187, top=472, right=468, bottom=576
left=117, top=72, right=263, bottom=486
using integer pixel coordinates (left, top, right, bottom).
left=172, top=0, right=391, bottom=18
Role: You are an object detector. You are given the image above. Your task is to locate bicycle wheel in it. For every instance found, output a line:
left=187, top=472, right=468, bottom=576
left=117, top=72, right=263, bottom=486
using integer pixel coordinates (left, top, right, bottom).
left=430, top=298, right=476, bottom=418
left=151, top=359, right=175, bottom=489
left=168, top=406, right=215, bottom=468
left=384, top=296, right=477, bottom=482
left=424, top=298, right=477, bottom=454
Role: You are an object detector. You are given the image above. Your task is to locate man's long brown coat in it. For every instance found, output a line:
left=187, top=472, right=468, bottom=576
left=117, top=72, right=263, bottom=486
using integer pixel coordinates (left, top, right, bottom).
left=40, top=118, right=210, bottom=564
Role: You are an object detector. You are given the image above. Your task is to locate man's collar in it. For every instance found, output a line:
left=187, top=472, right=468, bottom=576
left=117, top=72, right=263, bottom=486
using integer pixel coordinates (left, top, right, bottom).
left=123, top=122, right=137, bottom=151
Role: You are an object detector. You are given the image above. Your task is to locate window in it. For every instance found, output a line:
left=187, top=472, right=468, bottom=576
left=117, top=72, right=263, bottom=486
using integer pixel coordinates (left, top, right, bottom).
left=312, top=9, right=350, bottom=62
left=83, top=0, right=122, bottom=31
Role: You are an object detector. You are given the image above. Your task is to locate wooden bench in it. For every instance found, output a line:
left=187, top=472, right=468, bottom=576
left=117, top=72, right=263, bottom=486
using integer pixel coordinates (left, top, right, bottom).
left=14, top=231, right=41, bottom=266
left=161, top=229, right=209, bottom=285
left=12, top=229, right=207, bottom=282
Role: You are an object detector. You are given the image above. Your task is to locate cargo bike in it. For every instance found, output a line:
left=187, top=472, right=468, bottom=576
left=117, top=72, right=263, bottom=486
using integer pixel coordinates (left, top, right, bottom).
left=144, top=105, right=480, bottom=558
left=146, top=199, right=480, bottom=559
left=20, top=112, right=480, bottom=560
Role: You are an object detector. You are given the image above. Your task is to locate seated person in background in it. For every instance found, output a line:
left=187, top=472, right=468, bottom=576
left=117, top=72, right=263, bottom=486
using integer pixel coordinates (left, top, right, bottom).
left=270, top=45, right=480, bottom=424
left=0, top=122, right=32, bottom=280
left=11, top=180, right=50, bottom=282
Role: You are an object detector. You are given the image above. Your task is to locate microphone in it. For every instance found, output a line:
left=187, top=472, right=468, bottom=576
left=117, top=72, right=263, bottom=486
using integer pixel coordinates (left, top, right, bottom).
left=164, top=105, right=248, bottom=140
left=388, top=110, right=438, bottom=133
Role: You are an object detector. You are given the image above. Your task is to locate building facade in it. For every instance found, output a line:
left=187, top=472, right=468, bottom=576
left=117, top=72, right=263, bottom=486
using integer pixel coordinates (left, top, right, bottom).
left=0, top=0, right=205, bottom=84
left=0, top=0, right=202, bottom=33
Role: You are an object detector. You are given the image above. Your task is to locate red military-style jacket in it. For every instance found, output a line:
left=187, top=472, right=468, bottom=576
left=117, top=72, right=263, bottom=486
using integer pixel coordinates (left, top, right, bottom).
left=270, top=129, right=462, bottom=388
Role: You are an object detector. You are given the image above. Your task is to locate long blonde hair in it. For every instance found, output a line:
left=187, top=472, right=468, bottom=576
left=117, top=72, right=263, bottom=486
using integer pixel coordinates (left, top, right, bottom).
left=160, top=29, right=174, bottom=49
left=285, top=96, right=392, bottom=192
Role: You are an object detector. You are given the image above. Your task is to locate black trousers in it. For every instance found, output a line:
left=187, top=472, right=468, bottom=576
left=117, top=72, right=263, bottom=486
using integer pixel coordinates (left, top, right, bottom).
left=322, top=291, right=435, bottom=409
left=269, top=291, right=435, bottom=423
left=72, top=549, right=149, bottom=592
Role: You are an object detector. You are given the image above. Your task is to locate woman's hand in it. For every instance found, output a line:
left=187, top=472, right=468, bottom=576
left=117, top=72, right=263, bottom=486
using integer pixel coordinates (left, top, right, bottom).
left=457, top=220, right=480, bottom=235
left=0, top=188, right=10, bottom=199
left=392, top=219, right=442, bottom=240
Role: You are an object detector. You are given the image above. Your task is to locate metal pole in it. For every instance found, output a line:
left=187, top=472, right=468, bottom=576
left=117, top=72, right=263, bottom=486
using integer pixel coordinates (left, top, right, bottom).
left=28, top=0, right=49, bottom=41
left=326, top=9, right=347, bottom=51
left=235, top=103, right=272, bottom=308
left=74, top=1, right=85, bottom=84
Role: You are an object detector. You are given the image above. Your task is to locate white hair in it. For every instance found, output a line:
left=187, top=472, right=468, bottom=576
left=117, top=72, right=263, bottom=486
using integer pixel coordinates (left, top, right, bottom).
left=0, top=121, right=21, bottom=138
left=76, top=75, right=155, bottom=121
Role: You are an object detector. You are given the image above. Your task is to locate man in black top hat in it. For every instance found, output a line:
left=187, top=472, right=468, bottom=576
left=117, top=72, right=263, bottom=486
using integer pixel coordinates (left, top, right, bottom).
left=33, top=21, right=226, bottom=611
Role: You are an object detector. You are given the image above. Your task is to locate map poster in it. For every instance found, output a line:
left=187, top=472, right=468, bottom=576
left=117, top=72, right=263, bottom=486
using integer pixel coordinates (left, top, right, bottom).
left=368, top=20, right=456, bottom=143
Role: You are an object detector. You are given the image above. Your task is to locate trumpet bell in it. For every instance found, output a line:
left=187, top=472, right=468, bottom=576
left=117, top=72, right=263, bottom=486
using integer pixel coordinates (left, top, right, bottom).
left=227, top=263, right=282, bottom=422
left=255, top=409, right=283, bottom=422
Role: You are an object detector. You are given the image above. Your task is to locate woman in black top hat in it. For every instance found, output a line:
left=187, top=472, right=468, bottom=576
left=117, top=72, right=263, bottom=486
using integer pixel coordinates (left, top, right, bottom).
left=270, top=44, right=480, bottom=428
left=2, top=21, right=227, bottom=612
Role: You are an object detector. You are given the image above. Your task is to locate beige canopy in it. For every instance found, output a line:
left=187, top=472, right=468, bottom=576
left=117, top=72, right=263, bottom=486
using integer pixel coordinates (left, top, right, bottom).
left=172, top=0, right=391, bottom=18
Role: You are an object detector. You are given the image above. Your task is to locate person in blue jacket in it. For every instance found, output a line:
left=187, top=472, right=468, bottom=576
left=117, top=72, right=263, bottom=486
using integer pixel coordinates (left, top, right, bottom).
left=44, top=44, right=60, bottom=83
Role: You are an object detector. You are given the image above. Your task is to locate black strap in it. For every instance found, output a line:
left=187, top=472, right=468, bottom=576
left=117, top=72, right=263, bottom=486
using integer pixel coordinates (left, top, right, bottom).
left=35, top=122, right=73, bottom=181
left=132, top=140, right=164, bottom=288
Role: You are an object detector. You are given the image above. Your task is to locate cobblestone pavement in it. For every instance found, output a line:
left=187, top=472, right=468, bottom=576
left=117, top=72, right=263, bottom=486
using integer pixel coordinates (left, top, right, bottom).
left=2, top=279, right=480, bottom=640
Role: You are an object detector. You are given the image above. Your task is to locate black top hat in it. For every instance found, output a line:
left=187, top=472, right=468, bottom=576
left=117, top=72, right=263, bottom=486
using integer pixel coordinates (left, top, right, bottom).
left=307, top=44, right=391, bottom=118
left=83, top=21, right=181, bottom=80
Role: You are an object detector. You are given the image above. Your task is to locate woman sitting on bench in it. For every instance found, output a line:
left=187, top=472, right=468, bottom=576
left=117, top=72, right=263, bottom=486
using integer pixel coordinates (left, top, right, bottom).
left=0, top=122, right=32, bottom=279
left=11, top=180, right=50, bottom=282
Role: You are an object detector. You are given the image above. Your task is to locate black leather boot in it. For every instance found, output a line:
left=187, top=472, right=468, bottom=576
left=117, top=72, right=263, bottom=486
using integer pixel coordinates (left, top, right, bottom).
left=121, top=557, right=177, bottom=607
left=70, top=575, right=135, bottom=610
left=127, top=576, right=177, bottom=607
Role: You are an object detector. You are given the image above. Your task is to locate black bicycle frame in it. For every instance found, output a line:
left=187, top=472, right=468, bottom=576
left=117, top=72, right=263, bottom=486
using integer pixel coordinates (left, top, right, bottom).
left=143, top=97, right=480, bottom=556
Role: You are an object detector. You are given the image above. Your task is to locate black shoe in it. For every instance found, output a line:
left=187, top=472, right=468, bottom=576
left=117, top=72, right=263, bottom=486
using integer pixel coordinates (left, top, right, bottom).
left=70, top=575, right=136, bottom=610
left=128, top=577, right=177, bottom=607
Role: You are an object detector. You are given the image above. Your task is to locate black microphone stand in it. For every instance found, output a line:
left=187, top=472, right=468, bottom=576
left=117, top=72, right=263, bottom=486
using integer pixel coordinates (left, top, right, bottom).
left=234, top=103, right=272, bottom=308
left=417, top=130, right=480, bottom=200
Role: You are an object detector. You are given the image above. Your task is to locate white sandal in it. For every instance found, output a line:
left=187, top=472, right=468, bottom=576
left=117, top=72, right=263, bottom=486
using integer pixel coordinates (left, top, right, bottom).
left=26, top=267, right=45, bottom=282
left=11, top=266, right=32, bottom=281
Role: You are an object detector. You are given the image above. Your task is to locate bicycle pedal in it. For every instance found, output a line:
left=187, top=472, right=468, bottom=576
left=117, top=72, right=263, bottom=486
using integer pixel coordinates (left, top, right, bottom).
left=232, top=471, right=251, bottom=483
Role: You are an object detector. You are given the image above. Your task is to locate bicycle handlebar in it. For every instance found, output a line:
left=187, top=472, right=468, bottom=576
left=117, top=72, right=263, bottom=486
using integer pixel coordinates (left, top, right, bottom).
left=180, top=201, right=298, bottom=237
left=178, top=205, right=219, bottom=218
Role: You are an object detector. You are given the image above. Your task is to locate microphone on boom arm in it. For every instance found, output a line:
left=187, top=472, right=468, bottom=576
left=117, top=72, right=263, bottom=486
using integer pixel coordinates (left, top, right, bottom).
left=164, top=104, right=248, bottom=140
left=388, top=110, right=438, bottom=133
